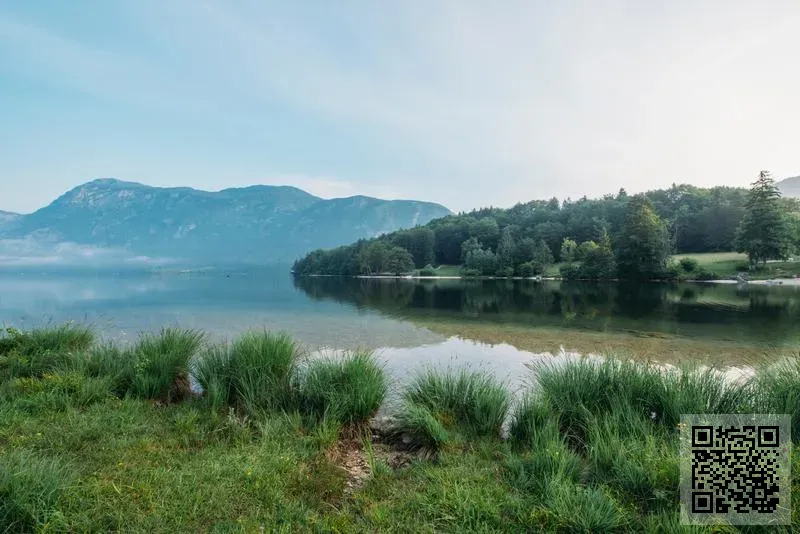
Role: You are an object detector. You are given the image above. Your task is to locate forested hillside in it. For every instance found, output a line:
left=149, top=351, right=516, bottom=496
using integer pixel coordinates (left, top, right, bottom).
left=293, top=181, right=800, bottom=279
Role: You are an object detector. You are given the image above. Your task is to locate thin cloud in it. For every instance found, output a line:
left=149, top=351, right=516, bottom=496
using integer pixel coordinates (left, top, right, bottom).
left=1, top=1, right=799, bottom=213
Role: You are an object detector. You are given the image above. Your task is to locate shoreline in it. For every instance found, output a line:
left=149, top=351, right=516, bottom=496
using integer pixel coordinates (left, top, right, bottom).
left=306, top=273, right=800, bottom=285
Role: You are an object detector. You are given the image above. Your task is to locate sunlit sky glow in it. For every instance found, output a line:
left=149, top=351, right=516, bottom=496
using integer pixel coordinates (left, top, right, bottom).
left=2, top=0, right=799, bottom=214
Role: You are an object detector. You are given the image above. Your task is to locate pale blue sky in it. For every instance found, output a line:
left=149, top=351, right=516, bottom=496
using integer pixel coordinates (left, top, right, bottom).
left=2, top=0, right=799, bottom=214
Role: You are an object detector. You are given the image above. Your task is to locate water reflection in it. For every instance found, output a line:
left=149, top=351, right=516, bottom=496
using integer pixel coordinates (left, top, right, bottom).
left=2, top=267, right=798, bottom=377
left=293, top=277, right=800, bottom=346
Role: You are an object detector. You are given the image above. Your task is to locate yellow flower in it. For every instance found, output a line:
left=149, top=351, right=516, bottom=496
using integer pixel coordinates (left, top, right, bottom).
left=246, top=469, right=253, bottom=477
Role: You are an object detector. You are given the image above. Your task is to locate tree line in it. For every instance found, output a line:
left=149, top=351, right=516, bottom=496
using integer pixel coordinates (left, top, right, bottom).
left=292, top=174, right=800, bottom=280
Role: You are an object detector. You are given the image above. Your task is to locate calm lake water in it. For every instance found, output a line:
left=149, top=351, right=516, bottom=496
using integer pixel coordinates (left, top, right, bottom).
left=1, top=266, right=798, bottom=385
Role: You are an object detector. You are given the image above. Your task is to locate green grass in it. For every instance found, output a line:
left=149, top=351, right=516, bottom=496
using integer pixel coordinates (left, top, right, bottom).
left=194, top=331, right=299, bottom=415
left=423, top=264, right=462, bottom=277
left=402, top=368, right=510, bottom=439
left=129, top=328, right=205, bottom=401
left=425, top=252, right=799, bottom=280
left=0, top=323, right=94, bottom=381
left=2, top=325, right=800, bottom=532
left=672, top=251, right=800, bottom=279
left=0, top=450, right=75, bottom=533
left=298, top=350, right=387, bottom=426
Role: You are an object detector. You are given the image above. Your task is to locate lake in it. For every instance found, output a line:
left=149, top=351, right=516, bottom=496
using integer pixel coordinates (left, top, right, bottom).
left=1, top=266, right=798, bottom=387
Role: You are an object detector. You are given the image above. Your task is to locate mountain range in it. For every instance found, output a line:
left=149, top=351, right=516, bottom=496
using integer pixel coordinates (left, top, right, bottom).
left=0, top=179, right=451, bottom=264
left=778, top=176, right=800, bottom=198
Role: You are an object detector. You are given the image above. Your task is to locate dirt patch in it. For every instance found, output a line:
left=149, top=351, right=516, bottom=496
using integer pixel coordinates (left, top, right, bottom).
left=326, top=435, right=371, bottom=493
left=325, top=423, right=428, bottom=493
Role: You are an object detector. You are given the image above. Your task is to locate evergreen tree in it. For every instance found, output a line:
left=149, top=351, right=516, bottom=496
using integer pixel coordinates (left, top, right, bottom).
left=496, top=227, right=516, bottom=270
left=735, top=171, right=792, bottom=266
left=615, top=196, right=671, bottom=280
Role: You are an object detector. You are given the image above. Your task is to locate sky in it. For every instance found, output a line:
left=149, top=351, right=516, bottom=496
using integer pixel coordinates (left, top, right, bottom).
left=1, top=0, right=799, bottom=214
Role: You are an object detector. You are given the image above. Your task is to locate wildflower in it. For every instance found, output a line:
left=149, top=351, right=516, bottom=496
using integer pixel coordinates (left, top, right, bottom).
left=246, top=469, right=253, bottom=477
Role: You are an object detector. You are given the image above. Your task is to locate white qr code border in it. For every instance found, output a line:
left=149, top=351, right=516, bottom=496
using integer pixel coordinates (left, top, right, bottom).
left=680, top=413, right=791, bottom=526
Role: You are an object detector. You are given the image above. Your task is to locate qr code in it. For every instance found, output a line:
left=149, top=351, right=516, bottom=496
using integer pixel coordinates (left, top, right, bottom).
left=680, top=414, right=791, bottom=526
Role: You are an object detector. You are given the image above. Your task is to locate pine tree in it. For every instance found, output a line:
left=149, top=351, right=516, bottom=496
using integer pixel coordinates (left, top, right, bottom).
left=615, top=196, right=671, bottom=280
left=496, top=227, right=516, bottom=270
left=735, top=171, right=792, bottom=267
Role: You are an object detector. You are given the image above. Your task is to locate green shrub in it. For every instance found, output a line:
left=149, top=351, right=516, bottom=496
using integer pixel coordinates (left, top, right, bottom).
left=693, top=268, right=718, bottom=281
left=403, top=369, right=510, bottom=438
left=735, top=262, right=750, bottom=272
left=678, top=257, right=698, bottom=272
left=516, top=262, right=537, bottom=278
left=497, top=266, right=515, bottom=278
left=558, top=263, right=581, bottom=280
left=0, top=324, right=94, bottom=382
left=419, top=265, right=437, bottom=277
left=129, top=328, right=204, bottom=401
left=664, top=262, right=682, bottom=280
left=0, top=451, right=73, bottom=532
left=461, top=268, right=481, bottom=277
left=298, top=350, right=387, bottom=425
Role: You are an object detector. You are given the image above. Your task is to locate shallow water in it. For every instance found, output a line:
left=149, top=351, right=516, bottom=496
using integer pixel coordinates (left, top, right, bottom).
left=1, top=265, right=798, bottom=378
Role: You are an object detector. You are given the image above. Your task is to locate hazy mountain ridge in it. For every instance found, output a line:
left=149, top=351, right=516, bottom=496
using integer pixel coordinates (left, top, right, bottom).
left=778, top=176, right=800, bottom=198
left=0, top=179, right=451, bottom=264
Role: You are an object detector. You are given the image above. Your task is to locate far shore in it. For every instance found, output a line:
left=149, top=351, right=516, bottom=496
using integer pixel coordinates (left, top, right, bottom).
left=305, top=273, right=800, bottom=286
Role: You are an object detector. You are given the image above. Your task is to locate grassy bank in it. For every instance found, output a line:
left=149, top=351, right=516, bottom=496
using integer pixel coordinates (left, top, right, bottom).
left=408, top=253, right=800, bottom=281
left=672, top=252, right=800, bottom=280
left=1, top=325, right=799, bottom=532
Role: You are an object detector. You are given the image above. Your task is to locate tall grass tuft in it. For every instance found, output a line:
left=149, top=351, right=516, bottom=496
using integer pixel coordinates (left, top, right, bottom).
left=298, top=350, right=387, bottom=425
left=585, top=409, right=679, bottom=513
left=402, top=368, right=510, bottom=438
left=504, top=437, right=584, bottom=497
left=387, top=401, right=450, bottom=455
left=69, top=343, right=136, bottom=397
left=752, top=354, right=800, bottom=441
left=508, top=394, right=561, bottom=450
left=0, top=451, right=74, bottom=533
left=192, top=343, right=235, bottom=411
left=193, top=331, right=299, bottom=415
left=129, top=328, right=204, bottom=402
left=0, top=324, right=94, bottom=382
left=229, top=331, right=298, bottom=414
left=660, top=363, right=752, bottom=425
left=532, top=357, right=751, bottom=442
